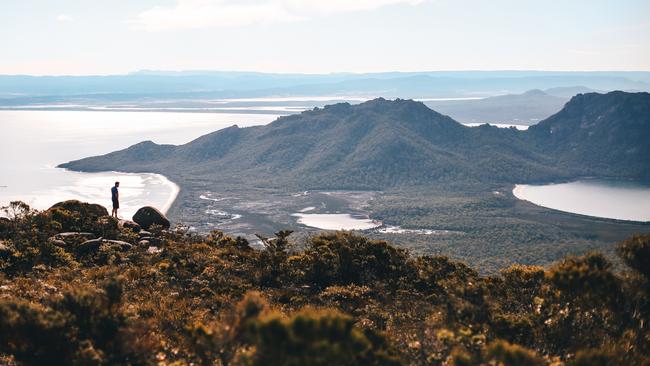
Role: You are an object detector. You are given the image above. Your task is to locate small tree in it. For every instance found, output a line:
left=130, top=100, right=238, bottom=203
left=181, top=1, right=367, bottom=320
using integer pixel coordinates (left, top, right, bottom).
left=617, top=234, right=650, bottom=279
left=242, top=308, right=401, bottom=366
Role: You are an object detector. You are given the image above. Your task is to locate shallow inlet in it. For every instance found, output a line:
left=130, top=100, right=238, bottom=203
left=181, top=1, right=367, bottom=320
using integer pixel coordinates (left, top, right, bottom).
left=292, top=213, right=382, bottom=231
left=513, top=179, right=650, bottom=222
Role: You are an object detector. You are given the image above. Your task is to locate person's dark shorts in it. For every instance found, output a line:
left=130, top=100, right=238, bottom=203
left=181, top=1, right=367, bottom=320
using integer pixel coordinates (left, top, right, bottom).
left=112, top=198, right=119, bottom=209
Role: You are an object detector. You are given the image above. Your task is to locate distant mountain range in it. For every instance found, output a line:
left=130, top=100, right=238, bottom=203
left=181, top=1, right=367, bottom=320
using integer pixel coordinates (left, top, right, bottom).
left=425, top=89, right=572, bottom=125
left=60, top=91, right=650, bottom=190
left=1, top=71, right=648, bottom=100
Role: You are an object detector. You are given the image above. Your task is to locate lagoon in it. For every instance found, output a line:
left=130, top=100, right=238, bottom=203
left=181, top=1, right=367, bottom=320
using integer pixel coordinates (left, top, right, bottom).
left=513, top=180, right=650, bottom=222
left=292, top=213, right=381, bottom=231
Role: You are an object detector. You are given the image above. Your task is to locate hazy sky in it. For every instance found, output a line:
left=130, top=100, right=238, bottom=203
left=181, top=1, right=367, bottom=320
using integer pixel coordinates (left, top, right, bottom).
left=1, top=0, right=649, bottom=75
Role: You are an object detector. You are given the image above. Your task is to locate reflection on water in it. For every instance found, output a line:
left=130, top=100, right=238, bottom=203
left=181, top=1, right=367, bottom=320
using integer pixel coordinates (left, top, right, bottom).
left=0, top=110, right=277, bottom=216
left=513, top=180, right=650, bottom=222
left=377, top=225, right=459, bottom=235
left=292, top=213, right=381, bottom=231
left=205, top=209, right=242, bottom=221
left=0, top=171, right=178, bottom=219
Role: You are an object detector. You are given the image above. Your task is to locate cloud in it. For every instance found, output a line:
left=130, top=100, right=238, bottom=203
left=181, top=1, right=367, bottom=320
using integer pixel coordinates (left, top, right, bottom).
left=56, top=14, right=74, bottom=22
left=131, top=0, right=426, bottom=31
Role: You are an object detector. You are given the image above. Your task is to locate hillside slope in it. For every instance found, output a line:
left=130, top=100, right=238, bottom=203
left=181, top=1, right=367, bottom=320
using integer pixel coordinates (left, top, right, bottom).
left=528, top=91, right=650, bottom=179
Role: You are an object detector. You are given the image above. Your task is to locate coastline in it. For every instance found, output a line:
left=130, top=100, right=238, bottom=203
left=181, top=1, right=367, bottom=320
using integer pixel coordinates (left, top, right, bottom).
left=95, top=170, right=181, bottom=216
left=44, top=168, right=181, bottom=217
left=511, top=184, right=526, bottom=201
left=157, top=173, right=180, bottom=215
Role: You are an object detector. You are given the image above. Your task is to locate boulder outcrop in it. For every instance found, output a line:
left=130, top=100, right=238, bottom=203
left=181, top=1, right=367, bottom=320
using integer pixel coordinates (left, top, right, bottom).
left=49, top=200, right=108, bottom=218
left=133, top=207, right=170, bottom=230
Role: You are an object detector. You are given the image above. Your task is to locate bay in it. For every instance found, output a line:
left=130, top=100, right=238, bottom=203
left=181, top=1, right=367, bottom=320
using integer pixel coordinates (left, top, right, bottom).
left=0, top=110, right=277, bottom=218
left=513, top=180, right=650, bottom=222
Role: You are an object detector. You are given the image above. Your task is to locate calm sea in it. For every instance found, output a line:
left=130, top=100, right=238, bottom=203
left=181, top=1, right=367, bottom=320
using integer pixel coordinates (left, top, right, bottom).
left=0, top=110, right=278, bottom=218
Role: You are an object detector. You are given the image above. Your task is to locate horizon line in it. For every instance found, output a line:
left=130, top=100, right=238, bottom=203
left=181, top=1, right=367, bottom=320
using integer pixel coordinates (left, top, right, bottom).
left=2, top=69, right=650, bottom=78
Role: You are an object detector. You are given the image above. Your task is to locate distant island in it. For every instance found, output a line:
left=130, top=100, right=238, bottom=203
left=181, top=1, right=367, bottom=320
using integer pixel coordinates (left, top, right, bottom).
left=59, top=91, right=650, bottom=272
left=60, top=91, right=650, bottom=187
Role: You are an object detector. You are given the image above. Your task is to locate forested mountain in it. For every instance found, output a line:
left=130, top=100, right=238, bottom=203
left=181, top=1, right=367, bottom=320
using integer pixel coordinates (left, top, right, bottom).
left=528, top=91, right=650, bottom=178
left=60, top=92, right=650, bottom=189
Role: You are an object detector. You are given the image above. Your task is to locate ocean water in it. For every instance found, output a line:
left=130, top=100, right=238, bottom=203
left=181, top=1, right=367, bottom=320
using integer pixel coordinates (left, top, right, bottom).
left=0, top=110, right=277, bottom=218
left=513, top=180, right=650, bottom=222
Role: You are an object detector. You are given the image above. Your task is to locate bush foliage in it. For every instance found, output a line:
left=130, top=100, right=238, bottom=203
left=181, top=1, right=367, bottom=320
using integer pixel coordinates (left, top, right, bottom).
left=0, top=201, right=649, bottom=365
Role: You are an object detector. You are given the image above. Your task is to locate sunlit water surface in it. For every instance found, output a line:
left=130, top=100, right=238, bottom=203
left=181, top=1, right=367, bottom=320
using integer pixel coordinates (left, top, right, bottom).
left=0, top=110, right=277, bottom=218
left=513, top=180, right=650, bottom=222
left=292, top=213, right=381, bottom=231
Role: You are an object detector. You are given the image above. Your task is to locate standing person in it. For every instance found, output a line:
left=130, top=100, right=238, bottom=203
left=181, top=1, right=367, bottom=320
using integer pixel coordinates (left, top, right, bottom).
left=111, top=181, right=120, bottom=218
